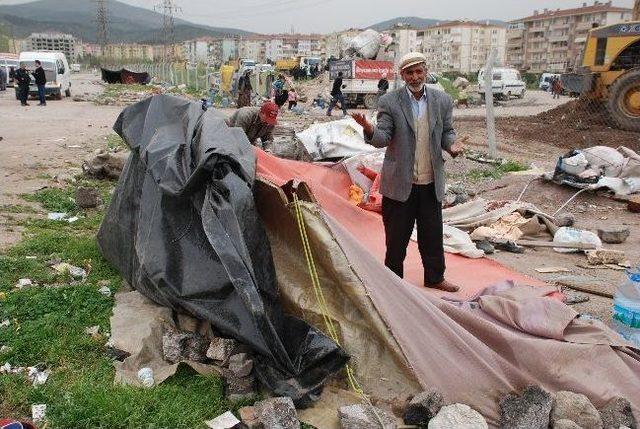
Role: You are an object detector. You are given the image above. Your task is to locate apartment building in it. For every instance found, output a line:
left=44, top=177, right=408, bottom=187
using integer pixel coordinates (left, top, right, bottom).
left=263, top=34, right=323, bottom=61
left=506, top=1, right=632, bottom=72
left=388, top=24, right=418, bottom=60
left=182, top=38, right=212, bottom=63
left=418, top=21, right=507, bottom=73
left=25, top=33, right=81, bottom=60
left=239, top=36, right=267, bottom=63
left=102, top=43, right=155, bottom=61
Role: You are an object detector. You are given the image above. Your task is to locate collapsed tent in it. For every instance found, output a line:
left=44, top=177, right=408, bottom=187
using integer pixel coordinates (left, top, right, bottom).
left=97, top=95, right=348, bottom=404
left=101, top=68, right=150, bottom=85
left=254, top=150, right=640, bottom=426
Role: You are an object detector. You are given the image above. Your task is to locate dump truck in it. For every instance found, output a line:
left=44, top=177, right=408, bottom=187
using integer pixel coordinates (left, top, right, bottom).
left=561, top=18, right=640, bottom=131
left=328, top=59, right=396, bottom=108
left=275, top=56, right=321, bottom=72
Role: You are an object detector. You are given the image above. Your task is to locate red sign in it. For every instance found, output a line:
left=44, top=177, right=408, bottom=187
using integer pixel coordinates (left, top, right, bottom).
left=353, top=60, right=395, bottom=80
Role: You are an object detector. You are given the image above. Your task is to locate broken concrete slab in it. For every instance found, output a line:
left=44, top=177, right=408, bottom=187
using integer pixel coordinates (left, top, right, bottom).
left=403, top=389, right=444, bottom=425
left=499, top=385, right=554, bottom=429
left=598, top=397, right=637, bottom=429
left=551, top=391, right=603, bottom=429
left=254, top=397, right=300, bottom=429
left=224, top=371, right=256, bottom=401
left=597, top=226, right=630, bottom=244
left=428, top=403, right=488, bottom=429
left=75, top=186, right=101, bottom=209
left=585, top=249, right=626, bottom=266
left=338, top=403, right=397, bottom=429
left=238, top=406, right=260, bottom=429
left=228, top=353, right=253, bottom=378
left=161, top=330, right=209, bottom=364
left=204, top=411, right=245, bottom=429
left=207, top=337, right=242, bottom=364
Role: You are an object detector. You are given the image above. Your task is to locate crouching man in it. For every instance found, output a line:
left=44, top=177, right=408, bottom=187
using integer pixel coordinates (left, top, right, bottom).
left=226, top=101, right=279, bottom=151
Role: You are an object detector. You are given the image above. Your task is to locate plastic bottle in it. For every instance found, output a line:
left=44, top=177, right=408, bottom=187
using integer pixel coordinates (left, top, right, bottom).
left=612, top=267, right=640, bottom=347
left=137, top=367, right=154, bottom=388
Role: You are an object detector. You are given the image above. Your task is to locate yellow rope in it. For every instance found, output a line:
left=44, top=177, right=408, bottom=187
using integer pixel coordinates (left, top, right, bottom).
left=292, top=193, right=387, bottom=426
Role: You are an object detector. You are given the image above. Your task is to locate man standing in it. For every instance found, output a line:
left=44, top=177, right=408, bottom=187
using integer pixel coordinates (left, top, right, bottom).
left=237, top=70, right=253, bottom=108
left=327, top=71, right=347, bottom=116
left=352, top=52, right=466, bottom=292
left=377, top=72, right=389, bottom=99
left=226, top=101, right=279, bottom=150
left=15, top=63, right=31, bottom=106
left=0, top=67, right=6, bottom=91
left=32, top=60, right=47, bottom=106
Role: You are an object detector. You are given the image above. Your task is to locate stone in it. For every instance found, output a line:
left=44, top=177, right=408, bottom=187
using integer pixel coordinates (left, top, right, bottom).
left=627, top=196, right=640, bottom=213
left=553, top=419, right=582, bottom=429
left=551, top=391, right=603, bottom=429
left=556, top=213, right=576, bottom=227
left=563, top=290, right=590, bottom=305
left=82, top=150, right=128, bottom=180
left=475, top=240, right=495, bottom=255
left=338, top=404, right=397, bottom=429
left=597, top=226, right=630, bottom=244
left=162, top=330, right=209, bottom=364
left=238, top=406, right=260, bottom=429
left=252, top=397, right=300, bottom=429
left=228, top=353, right=253, bottom=378
left=205, top=411, right=245, bottom=429
left=499, top=385, right=554, bottom=429
left=403, top=389, right=445, bottom=425
left=75, top=186, right=101, bottom=208
left=207, top=337, right=241, bottom=364
left=224, top=371, right=256, bottom=401
left=428, top=404, right=488, bottom=429
left=598, top=397, right=637, bottom=429
left=585, top=249, right=626, bottom=265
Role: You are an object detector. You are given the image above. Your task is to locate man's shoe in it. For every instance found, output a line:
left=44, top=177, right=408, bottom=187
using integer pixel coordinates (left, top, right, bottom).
left=426, top=280, right=460, bottom=292
left=38, top=103, right=46, bottom=106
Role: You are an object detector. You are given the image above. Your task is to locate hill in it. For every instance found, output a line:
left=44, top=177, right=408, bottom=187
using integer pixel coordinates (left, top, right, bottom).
left=368, top=16, right=508, bottom=31
left=0, top=0, right=252, bottom=43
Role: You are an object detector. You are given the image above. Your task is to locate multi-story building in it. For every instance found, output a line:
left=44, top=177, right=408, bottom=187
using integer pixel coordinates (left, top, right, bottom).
left=182, top=38, right=212, bottom=63
left=209, top=37, right=239, bottom=64
left=102, top=43, right=156, bottom=61
left=263, top=34, right=323, bottom=62
left=506, top=1, right=632, bottom=72
left=24, top=33, right=81, bottom=60
left=387, top=24, right=418, bottom=60
left=239, top=36, right=267, bottom=62
left=418, top=21, right=507, bottom=73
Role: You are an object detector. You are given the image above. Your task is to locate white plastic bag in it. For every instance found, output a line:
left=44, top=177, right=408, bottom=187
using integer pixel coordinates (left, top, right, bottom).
left=553, top=227, right=602, bottom=253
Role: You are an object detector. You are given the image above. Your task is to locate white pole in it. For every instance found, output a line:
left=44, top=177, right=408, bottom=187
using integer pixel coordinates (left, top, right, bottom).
left=484, top=48, right=498, bottom=159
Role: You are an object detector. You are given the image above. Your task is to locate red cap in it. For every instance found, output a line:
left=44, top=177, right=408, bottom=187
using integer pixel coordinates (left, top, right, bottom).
left=260, top=101, right=279, bottom=126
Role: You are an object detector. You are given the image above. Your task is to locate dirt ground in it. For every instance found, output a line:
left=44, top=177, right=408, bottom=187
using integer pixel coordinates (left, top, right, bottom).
left=1, top=71, right=638, bottom=323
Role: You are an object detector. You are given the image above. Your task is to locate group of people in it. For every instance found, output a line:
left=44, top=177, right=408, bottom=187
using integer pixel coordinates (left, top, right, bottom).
left=7, top=61, right=48, bottom=106
left=550, top=76, right=563, bottom=99
left=236, top=70, right=298, bottom=110
left=229, top=51, right=465, bottom=292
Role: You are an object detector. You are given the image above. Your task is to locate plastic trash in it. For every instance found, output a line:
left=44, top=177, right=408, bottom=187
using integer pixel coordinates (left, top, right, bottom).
left=612, top=268, right=640, bottom=347
left=31, top=404, right=46, bottom=422
left=552, top=227, right=602, bottom=253
left=137, top=367, right=154, bottom=388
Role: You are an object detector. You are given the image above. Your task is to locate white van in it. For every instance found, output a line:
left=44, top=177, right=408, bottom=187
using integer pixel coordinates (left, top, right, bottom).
left=539, top=73, right=561, bottom=91
left=478, top=67, right=526, bottom=100
left=16, top=51, right=71, bottom=100
left=0, top=54, right=19, bottom=87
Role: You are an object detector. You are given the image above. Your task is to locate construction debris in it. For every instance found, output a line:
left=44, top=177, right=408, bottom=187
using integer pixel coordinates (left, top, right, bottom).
left=403, top=389, right=445, bottom=425
left=253, top=397, right=300, bottom=429
left=82, top=149, right=128, bottom=180
left=597, top=225, right=630, bottom=244
left=51, top=262, right=87, bottom=280
left=205, top=411, right=243, bottom=429
left=598, top=397, right=637, bottom=429
left=224, top=370, right=257, bottom=401
left=206, top=337, right=243, bottom=365
left=428, top=403, right=488, bottom=429
left=550, top=391, right=603, bottom=429
left=628, top=195, right=640, bottom=213
left=585, top=249, right=626, bottom=265
left=162, top=329, right=209, bottom=364
left=75, top=186, right=101, bottom=209
left=338, top=404, right=397, bottom=429
left=499, top=385, right=554, bottom=429
left=228, top=353, right=253, bottom=378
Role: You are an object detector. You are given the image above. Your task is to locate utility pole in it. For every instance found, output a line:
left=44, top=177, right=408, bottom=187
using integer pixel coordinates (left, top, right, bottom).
left=483, top=48, right=498, bottom=159
left=155, top=0, right=181, bottom=62
left=95, top=0, right=109, bottom=54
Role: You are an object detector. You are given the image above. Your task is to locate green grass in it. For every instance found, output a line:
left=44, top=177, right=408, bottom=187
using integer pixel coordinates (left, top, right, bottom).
left=466, top=160, right=529, bottom=182
left=102, top=84, right=155, bottom=97
left=106, top=134, right=127, bottom=152
left=0, top=173, right=245, bottom=428
left=0, top=204, right=40, bottom=214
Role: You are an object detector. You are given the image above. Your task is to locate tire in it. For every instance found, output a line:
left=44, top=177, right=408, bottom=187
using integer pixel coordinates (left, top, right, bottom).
left=65, top=88, right=71, bottom=97
left=607, top=69, right=640, bottom=132
left=363, top=94, right=377, bottom=109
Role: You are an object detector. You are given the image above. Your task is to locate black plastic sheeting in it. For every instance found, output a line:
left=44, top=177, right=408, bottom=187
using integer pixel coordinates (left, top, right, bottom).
left=101, top=68, right=150, bottom=85
left=97, top=95, right=348, bottom=405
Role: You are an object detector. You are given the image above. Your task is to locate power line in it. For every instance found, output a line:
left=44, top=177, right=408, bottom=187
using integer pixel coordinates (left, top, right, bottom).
left=154, top=0, right=181, bottom=62
left=95, top=0, right=109, bottom=50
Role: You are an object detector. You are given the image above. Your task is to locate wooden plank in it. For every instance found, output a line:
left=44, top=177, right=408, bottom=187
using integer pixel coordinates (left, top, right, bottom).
left=516, top=239, right=597, bottom=250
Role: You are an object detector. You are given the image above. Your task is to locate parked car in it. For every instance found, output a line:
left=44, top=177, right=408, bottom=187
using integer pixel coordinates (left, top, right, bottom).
left=539, top=73, right=561, bottom=91
left=478, top=67, right=526, bottom=100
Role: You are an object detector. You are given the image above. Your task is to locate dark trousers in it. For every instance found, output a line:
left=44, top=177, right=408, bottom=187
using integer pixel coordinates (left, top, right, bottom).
left=382, top=183, right=445, bottom=285
left=288, top=100, right=297, bottom=110
left=37, top=84, right=46, bottom=105
left=18, top=85, right=29, bottom=105
left=327, top=93, right=347, bottom=115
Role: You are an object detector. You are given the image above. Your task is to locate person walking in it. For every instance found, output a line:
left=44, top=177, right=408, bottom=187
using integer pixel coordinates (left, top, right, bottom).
left=32, top=60, right=47, bottom=106
left=377, top=72, right=389, bottom=102
left=15, top=63, right=31, bottom=106
left=287, top=88, right=298, bottom=110
left=0, top=67, right=6, bottom=91
left=552, top=77, right=562, bottom=100
left=326, top=71, right=347, bottom=116
left=351, top=52, right=467, bottom=292
left=272, top=74, right=288, bottom=108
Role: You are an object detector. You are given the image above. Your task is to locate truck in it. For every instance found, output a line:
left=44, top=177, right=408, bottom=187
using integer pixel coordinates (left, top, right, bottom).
left=477, top=67, right=526, bottom=100
left=275, top=56, right=322, bottom=73
left=328, top=59, right=443, bottom=108
left=16, top=51, right=71, bottom=100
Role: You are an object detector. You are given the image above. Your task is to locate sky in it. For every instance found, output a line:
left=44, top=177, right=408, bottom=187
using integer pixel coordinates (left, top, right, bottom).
left=0, top=0, right=635, bottom=33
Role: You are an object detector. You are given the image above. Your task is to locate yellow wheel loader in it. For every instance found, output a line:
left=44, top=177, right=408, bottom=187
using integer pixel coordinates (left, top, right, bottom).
left=562, top=21, right=640, bottom=132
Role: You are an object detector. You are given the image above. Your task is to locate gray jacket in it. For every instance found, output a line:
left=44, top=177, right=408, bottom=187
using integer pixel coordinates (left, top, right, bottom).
left=364, top=86, right=456, bottom=203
